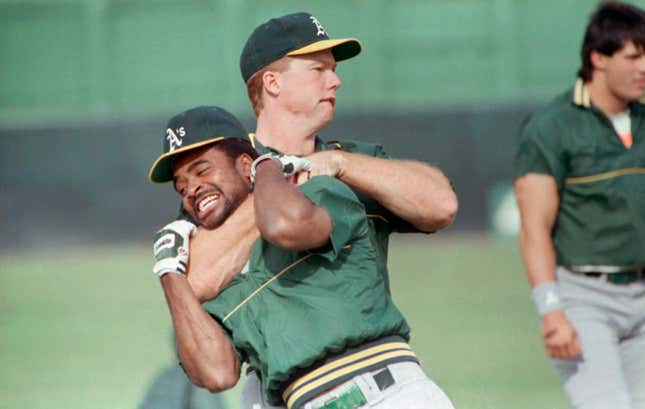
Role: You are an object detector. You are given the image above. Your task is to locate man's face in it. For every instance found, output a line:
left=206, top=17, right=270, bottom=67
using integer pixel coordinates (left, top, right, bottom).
left=277, top=49, right=342, bottom=130
left=601, top=40, right=645, bottom=103
left=172, top=146, right=250, bottom=230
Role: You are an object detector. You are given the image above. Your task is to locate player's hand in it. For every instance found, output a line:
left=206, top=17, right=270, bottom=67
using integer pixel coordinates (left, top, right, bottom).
left=541, top=310, right=583, bottom=360
left=250, top=153, right=312, bottom=186
left=277, top=154, right=311, bottom=177
left=292, top=170, right=311, bottom=186
left=305, top=150, right=346, bottom=178
left=152, top=220, right=197, bottom=277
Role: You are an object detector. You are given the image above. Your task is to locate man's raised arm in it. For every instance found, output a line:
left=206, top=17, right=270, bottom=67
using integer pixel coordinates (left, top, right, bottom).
left=153, top=220, right=241, bottom=391
left=252, top=156, right=332, bottom=251
left=306, top=150, right=457, bottom=232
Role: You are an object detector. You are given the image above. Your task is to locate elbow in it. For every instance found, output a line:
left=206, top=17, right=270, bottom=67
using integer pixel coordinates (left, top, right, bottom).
left=181, top=353, right=240, bottom=393
left=439, top=192, right=459, bottom=227
left=259, top=206, right=323, bottom=250
left=201, top=370, right=239, bottom=393
left=259, top=214, right=293, bottom=247
left=256, top=201, right=303, bottom=246
left=419, top=191, right=459, bottom=232
left=189, top=364, right=239, bottom=393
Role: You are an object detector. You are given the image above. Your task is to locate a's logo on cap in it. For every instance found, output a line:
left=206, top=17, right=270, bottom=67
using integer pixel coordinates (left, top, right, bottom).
left=309, top=16, right=326, bottom=37
left=166, top=126, right=186, bottom=152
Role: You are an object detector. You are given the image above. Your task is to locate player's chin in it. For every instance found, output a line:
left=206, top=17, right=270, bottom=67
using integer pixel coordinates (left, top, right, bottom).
left=318, top=109, right=334, bottom=127
left=197, top=208, right=227, bottom=230
left=625, top=83, right=645, bottom=100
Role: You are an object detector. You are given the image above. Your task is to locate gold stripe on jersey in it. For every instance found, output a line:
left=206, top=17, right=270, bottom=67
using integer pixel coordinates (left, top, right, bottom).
left=222, top=253, right=314, bottom=322
left=367, top=213, right=389, bottom=223
left=565, top=167, right=645, bottom=185
left=222, top=244, right=352, bottom=322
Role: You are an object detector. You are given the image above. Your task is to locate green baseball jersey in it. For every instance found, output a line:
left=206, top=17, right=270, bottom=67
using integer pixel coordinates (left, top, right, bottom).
left=249, top=135, right=417, bottom=233
left=202, top=175, right=410, bottom=405
left=514, top=79, right=645, bottom=265
left=249, top=135, right=419, bottom=292
left=177, top=135, right=420, bottom=290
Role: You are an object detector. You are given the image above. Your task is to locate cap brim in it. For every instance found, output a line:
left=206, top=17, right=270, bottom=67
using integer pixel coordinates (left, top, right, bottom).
left=148, top=137, right=225, bottom=183
left=287, top=38, right=362, bottom=62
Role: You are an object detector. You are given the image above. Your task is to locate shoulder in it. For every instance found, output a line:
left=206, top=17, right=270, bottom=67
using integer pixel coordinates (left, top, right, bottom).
left=514, top=89, right=577, bottom=182
left=518, top=88, right=589, bottom=151
left=300, top=175, right=358, bottom=199
left=522, top=89, right=577, bottom=136
left=299, top=176, right=366, bottom=221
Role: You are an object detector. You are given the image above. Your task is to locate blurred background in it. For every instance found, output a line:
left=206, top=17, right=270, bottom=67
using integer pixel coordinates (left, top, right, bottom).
left=2, top=1, right=643, bottom=408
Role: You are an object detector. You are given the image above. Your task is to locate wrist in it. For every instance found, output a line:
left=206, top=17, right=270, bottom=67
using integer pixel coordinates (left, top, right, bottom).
left=531, top=281, right=563, bottom=316
left=333, top=151, right=349, bottom=179
left=159, top=270, right=187, bottom=281
left=250, top=154, right=281, bottom=188
left=154, top=258, right=188, bottom=277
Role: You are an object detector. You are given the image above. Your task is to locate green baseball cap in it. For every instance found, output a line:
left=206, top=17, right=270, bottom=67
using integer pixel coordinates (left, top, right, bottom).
left=240, top=12, right=362, bottom=82
left=149, top=106, right=248, bottom=183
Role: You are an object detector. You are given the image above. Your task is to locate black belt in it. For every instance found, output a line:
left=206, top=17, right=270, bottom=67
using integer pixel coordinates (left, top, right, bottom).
left=281, top=335, right=418, bottom=409
left=583, top=270, right=645, bottom=285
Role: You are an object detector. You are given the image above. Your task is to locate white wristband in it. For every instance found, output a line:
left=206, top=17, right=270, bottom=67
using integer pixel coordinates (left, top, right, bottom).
left=531, top=281, right=563, bottom=316
left=153, top=258, right=187, bottom=277
left=250, top=153, right=281, bottom=187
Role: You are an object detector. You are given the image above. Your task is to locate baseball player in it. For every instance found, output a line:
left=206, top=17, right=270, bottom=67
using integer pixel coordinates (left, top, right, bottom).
left=149, top=105, right=456, bottom=409
left=185, top=11, right=458, bottom=303
left=177, top=12, right=458, bottom=409
left=513, top=2, right=645, bottom=408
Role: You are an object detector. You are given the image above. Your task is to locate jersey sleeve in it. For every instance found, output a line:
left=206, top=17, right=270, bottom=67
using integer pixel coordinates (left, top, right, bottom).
left=299, top=175, right=368, bottom=262
left=513, top=116, right=566, bottom=189
left=328, top=139, right=419, bottom=234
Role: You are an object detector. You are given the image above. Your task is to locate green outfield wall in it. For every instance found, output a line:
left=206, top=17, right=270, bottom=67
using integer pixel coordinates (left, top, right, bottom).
left=3, top=0, right=644, bottom=126
left=2, top=0, right=645, bottom=250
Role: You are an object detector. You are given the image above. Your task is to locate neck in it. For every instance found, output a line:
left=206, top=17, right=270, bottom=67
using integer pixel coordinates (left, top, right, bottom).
left=587, top=75, right=630, bottom=115
left=254, top=109, right=322, bottom=156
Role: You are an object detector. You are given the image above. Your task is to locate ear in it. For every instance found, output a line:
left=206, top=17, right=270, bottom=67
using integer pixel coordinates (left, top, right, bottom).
left=590, top=50, right=607, bottom=71
left=235, top=153, right=254, bottom=180
left=262, top=70, right=281, bottom=97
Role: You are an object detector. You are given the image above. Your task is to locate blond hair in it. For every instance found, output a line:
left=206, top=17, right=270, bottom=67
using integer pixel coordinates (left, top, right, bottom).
left=245, top=58, right=290, bottom=116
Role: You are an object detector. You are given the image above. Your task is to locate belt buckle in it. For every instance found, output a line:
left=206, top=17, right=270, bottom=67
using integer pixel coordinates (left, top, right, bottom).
left=316, top=385, right=367, bottom=409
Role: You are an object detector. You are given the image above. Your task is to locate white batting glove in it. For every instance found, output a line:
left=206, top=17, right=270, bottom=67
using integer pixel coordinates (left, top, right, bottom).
left=250, top=153, right=312, bottom=187
left=152, top=220, right=197, bottom=277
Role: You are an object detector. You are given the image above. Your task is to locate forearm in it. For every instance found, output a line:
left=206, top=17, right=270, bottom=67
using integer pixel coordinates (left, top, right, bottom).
left=337, top=152, right=457, bottom=232
left=519, top=226, right=558, bottom=287
left=514, top=174, right=560, bottom=288
left=187, top=196, right=258, bottom=302
left=520, top=220, right=581, bottom=358
left=188, top=234, right=256, bottom=302
left=160, top=274, right=240, bottom=392
left=253, top=160, right=331, bottom=250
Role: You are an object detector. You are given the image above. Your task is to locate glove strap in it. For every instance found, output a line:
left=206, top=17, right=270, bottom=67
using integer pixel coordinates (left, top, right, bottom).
left=154, top=259, right=188, bottom=277
left=250, top=153, right=281, bottom=188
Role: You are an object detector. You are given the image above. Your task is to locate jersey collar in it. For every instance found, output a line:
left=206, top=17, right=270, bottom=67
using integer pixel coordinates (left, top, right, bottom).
left=572, top=77, right=645, bottom=109
left=247, top=133, right=327, bottom=154
left=572, top=78, right=592, bottom=108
